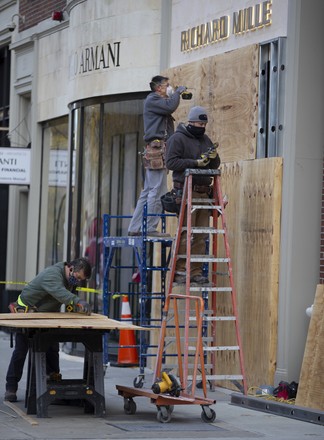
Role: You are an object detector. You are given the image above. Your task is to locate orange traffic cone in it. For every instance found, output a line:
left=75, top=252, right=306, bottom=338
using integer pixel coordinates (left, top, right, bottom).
left=115, top=295, right=138, bottom=367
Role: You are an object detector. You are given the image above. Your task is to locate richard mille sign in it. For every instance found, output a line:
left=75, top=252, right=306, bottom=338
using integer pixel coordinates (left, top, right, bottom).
left=181, top=1, right=272, bottom=52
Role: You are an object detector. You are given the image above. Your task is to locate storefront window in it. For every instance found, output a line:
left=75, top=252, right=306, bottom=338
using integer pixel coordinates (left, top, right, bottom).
left=69, top=94, right=146, bottom=313
left=41, top=118, right=68, bottom=268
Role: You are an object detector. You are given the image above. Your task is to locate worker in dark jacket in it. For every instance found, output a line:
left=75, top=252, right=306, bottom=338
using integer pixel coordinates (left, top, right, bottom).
left=4, top=257, right=92, bottom=402
left=166, top=106, right=221, bottom=284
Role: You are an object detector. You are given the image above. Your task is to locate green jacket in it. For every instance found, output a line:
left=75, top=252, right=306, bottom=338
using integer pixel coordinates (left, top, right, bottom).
left=19, top=262, right=79, bottom=312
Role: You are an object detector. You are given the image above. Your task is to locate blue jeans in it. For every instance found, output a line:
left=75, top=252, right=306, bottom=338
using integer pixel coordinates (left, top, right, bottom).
left=5, top=332, right=60, bottom=392
left=128, top=168, right=167, bottom=233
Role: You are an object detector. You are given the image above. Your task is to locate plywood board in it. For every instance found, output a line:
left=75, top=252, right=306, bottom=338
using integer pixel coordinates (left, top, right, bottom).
left=295, top=284, right=324, bottom=410
left=0, top=312, right=148, bottom=331
left=218, top=157, right=282, bottom=388
left=0, top=312, right=103, bottom=320
left=163, top=44, right=259, bottom=163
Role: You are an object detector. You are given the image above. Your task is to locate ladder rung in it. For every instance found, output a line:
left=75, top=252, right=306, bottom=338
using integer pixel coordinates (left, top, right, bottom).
left=190, top=204, right=218, bottom=210
left=177, top=255, right=230, bottom=263
left=190, top=315, right=236, bottom=322
left=203, top=345, right=240, bottom=351
left=162, top=363, right=213, bottom=369
left=190, top=286, right=232, bottom=292
left=204, top=316, right=237, bottom=321
left=188, top=374, right=244, bottom=381
left=182, top=227, right=225, bottom=234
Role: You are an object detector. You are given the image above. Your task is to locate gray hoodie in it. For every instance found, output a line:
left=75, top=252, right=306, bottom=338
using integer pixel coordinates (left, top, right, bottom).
left=143, top=90, right=181, bottom=142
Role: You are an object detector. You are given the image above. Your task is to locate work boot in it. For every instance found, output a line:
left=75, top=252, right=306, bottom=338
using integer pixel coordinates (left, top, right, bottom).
left=4, top=390, right=17, bottom=402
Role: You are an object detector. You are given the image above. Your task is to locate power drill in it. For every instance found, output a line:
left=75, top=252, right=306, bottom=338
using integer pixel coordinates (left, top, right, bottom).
left=200, top=142, right=219, bottom=160
left=182, top=91, right=193, bottom=100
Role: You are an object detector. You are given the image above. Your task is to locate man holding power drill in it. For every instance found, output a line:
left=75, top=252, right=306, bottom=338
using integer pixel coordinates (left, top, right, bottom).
left=166, top=106, right=221, bottom=284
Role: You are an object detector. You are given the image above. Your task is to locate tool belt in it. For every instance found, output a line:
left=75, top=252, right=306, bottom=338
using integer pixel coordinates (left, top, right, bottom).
left=142, top=139, right=166, bottom=170
left=8, top=295, right=38, bottom=313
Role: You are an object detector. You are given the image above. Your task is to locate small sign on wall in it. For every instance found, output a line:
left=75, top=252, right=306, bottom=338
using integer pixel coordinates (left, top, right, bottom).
left=0, top=147, right=31, bottom=185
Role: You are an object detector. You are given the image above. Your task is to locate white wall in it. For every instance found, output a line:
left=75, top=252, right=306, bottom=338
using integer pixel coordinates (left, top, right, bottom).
left=276, top=0, right=324, bottom=383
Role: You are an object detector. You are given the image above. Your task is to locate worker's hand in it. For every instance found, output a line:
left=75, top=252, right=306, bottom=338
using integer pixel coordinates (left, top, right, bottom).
left=76, top=300, right=91, bottom=315
left=208, top=143, right=219, bottom=159
left=175, top=85, right=187, bottom=94
left=197, top=157, right=210, bottom=167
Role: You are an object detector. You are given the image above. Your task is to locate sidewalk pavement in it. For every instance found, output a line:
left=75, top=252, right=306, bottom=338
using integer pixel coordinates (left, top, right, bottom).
left=0, top=330, right=323, bottom=440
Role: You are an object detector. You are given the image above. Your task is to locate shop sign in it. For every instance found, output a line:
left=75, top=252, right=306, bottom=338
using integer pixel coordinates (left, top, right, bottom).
left=0, top=147, right=31, bottom=185
left=73, top=41, right=121, bottom=76
left=181, top=1, right=272, bottom=52
left=49, top=150, right=75, bottom=187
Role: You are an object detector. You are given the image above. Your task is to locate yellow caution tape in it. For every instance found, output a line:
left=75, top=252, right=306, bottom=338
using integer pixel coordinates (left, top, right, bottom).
left=0, top=281, right=102, bottom=295
left=0, top=281, right=27, bottom=286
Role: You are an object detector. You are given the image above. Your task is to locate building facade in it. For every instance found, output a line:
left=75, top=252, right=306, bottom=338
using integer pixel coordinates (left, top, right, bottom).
left=0, top=0, right=323, bottom=389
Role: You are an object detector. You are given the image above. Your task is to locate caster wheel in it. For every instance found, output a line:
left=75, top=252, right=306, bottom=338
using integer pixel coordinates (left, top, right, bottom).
left=124, top=398, right=136, bottom=415
left=201, top=407, right=216, bottom=423
left=157, top=406, right=172, bottom=423
left=133, top=375, right=144, bottom=388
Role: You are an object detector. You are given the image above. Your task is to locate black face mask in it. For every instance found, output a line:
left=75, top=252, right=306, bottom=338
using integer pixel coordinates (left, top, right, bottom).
left=187, top=124, right=206, bottom=138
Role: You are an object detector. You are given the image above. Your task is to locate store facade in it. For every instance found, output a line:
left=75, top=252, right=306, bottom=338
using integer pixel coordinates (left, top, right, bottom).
left=1, top=0, right=323, bottom=389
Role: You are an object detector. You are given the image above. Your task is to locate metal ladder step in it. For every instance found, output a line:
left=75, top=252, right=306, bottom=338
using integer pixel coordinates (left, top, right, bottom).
left=189, top=286, right=232, bottom=292
left=188, top=345, right=239, bottom=351
left=182, top=227, right=225, bottom=234
left=189, top=315, right=236, bottom=322
left=162, top=363, right=213, bottom=370
left=188, top=374, right=244, bottom=381
left=202, top=345, right=240, bottom=351
left=177, top=255, right=230, bottom=263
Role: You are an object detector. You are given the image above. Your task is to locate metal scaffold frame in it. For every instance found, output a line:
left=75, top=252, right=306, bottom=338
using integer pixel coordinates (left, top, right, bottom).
left=102, top=207, right=174, bottom=382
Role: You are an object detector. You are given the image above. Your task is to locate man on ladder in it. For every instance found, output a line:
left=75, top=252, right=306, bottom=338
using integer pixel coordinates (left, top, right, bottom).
left=166, top=106, right=221, bottom=284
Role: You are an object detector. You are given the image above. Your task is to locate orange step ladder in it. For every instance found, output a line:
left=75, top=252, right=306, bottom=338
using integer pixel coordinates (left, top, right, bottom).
left=154, top=168, right=247, bottom=396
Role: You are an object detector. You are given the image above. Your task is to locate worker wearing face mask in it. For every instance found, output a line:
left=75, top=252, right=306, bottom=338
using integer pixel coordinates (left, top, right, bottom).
left=4, top=258, right=92, bottom=402
left=128, top=75, right=187, bottom=237
left=166, top=106, right=221, bottom=284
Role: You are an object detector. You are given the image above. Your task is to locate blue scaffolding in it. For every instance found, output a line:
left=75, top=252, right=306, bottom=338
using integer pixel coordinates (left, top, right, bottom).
left=102, top=205, right=174, bottom=386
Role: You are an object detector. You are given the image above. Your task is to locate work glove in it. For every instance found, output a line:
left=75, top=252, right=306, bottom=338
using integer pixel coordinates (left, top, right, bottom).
left=175, top=85, right=187, bottom=94
left=76, top=300, right=92, bottom=315
left=208, top=142, right=219, bottom=159
left=197, top=157, right=210, bottom=167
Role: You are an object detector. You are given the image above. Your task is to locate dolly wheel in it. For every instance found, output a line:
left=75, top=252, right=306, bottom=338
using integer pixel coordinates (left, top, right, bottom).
left=201, top=406, right=216, bottom=423
left=133, top=375, right=144, bottom=388
left=124, top=398, right=136, bottom=415
left=157, top=406, right=172, bottom=423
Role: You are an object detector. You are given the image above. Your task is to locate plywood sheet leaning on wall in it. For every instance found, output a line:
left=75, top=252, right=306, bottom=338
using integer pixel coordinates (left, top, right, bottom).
left=295, top=284, right=324, bottom=410
left=218, top=157, right=282, bottom=389
left=163, top=44, right=259, bottom=163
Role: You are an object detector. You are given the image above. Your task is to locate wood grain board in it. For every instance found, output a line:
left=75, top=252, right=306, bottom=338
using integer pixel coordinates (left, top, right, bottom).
left=163, top=44, right=259, bottom=163
left=0, top=312, right=148, bottom=331
left=219, top=157, right=282, bottom=388
left=295, top=284, right=324, bottom=410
